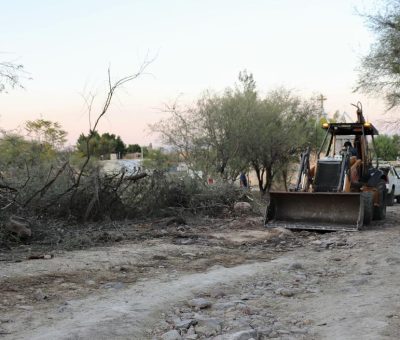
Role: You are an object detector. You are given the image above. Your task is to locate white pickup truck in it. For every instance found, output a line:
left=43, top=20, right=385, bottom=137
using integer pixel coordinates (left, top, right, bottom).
left=379, top=163, right=400, bottom=205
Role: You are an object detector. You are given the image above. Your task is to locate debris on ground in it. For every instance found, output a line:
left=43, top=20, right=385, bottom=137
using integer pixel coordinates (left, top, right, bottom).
left=0, top=207, right=399, bottom=339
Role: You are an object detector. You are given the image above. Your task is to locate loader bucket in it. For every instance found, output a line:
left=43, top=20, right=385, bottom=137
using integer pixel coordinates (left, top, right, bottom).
left=265, top=192, right=366, bottom=231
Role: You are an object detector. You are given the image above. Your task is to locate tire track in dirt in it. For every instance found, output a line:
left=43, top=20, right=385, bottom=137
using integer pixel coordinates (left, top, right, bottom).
left=6, top=257, right=296, bottom=340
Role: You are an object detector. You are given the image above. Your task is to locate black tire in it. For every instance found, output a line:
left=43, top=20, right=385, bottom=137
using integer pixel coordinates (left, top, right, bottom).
left=362, top=192, right=373, bottom=226
left=387, top=186, right=395, bottom=206
left=373, top=179, right=387, bottom=220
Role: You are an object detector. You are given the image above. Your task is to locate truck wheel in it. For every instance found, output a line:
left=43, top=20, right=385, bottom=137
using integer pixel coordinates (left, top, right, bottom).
left=373, top=179, right=387, bottom=220
left=362, top=192, right=373, bottom=226
left=387, top=186, right=395, bottom=206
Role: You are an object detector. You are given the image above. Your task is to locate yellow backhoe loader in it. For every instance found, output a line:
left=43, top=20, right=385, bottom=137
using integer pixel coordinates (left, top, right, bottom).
left=265, top=103, right=387, bottom=231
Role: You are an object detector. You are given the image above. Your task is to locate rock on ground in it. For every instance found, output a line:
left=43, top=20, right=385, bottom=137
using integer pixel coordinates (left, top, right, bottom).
left=195, top=318, right=223, bottom=337
left=161, top=329, right=182, bottom=340
left=188, top=298, right=212, bottom=309
left=233, top=202, right=252, bottom=213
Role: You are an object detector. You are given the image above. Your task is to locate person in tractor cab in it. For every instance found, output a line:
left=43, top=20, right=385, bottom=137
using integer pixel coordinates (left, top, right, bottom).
left=343, top=141, right=358, bottom=158
left=342, top=141, right=362, bottom=189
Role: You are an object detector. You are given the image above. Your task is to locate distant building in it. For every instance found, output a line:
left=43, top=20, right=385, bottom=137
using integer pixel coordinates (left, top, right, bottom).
left=124, top=152, right=142, bottom=160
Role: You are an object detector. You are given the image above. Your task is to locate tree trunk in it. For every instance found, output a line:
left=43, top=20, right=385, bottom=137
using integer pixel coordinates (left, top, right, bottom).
left=252, top=163, right=264, bottom=193
left=282, top=168, right=288, bottom=192
left=252, top=163, right=275, bottom=197
left=265, top=166, right=273, bottom=192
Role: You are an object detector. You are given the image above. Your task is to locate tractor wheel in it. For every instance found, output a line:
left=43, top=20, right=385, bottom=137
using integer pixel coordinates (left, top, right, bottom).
left=362, top=192, right=373, bottom=226
left=387, top=186, right=395, bottom=206
left=373, top=179, right=387, bottom=220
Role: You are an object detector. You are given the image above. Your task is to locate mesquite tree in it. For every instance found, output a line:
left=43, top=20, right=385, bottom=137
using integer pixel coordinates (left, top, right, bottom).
left=153, top=71, right=320, bottom=193
left=356, top=0, right=400, bottom=109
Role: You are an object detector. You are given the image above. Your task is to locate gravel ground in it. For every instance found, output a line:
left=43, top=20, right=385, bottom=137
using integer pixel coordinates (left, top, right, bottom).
left=1, top=208, right=400, bottom=339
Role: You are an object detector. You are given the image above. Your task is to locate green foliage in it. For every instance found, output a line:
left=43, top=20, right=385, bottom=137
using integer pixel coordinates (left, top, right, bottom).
left=357, top=1, right=400, bottom=108
left=239, top=87, right=320, bottom=192
left=152, top=70, right=259, bottom=181
left=0, top=128, right=244, bottom=222
left=0, top=129, right=71, bottom=210
left=0, top=133, right=41, bottom=167
left=25, top=119, right=67, bottom=150
left=126, top=143, right=141, bottom=153
left=152, top=71, right=321, bottom=192
left=77, top=132, right=127, bottom=158
left=0, top=118, right=67, bottom=168
left=141, top=146, right=149, bottom=158
left=143, top=148, right=177, bottom=170
left=374, top=134, right=400, bottom=160
left=121, top=172, right=242, bottom=218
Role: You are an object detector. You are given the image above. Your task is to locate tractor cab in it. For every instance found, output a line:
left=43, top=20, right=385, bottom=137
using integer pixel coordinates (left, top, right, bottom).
left=313, top=121, right=380, bottom=193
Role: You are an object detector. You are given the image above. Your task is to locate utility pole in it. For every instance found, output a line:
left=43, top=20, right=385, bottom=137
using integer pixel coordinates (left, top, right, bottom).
left=314, top=94, right=327, bottom=150
left=317, top=94, right=327, bottom=119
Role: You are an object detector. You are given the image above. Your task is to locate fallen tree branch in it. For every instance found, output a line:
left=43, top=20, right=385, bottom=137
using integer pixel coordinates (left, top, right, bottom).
left=0, top=183, right=17, bottom=192
left=124, top=173, right=148, bottom=181
left=23, top=161, right=69, bottom=207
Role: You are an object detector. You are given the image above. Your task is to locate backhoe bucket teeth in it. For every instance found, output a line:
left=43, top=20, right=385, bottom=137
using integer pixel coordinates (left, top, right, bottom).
left=265, top=192, right=366, bottom=231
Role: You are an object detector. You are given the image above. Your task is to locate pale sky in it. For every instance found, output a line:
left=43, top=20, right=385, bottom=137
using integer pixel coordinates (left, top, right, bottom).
left=0, top=0, right=390, bottom=146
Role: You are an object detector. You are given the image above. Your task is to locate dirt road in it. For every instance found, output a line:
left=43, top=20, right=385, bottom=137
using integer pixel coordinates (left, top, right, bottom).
left=1, top=208, right=400, bottom=339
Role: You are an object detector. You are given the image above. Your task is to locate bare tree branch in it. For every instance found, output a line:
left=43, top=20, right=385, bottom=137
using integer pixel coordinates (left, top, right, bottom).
left=0, top=60, right=30, bottom=92
left=48, top=57, right=155, bottom=210
left=23, top=161, right=69, bottom=207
